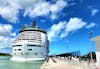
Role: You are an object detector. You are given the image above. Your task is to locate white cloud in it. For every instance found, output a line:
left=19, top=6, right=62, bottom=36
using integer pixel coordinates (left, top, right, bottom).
left=69, top=3, right=76, bottom=6
left=0, top=36, right=13, bottom=48
left=0, top=36, right=13, bottom=53
left=24, top=1, right=51, bottom=17
left=88, top=6, right=99, bottom=16
left=48, top=21, right=66, bottom=41
left=0, top=23, right=16, bottom=37
left=61, top=18, right=87, bottom=38
left=48, top=17, right=96, bottom=41
left=0, top=7, right=19, bottom=23
left=0, top=0, right=36, bottom=23
left=11, top=32, right=16, bottom=37
left=0, top=24, right=16, bottom=37
left=85, top=22, right=96, bottom=29
left=0, top=36, right=10, bottom=45
left=0, top=24, right=16, bottom=51
left=0, top=0, right=67, bottom=23
left=16, top=0, right=40, bottom=8
left=66, top=18, right=86, bottom=31
left=0, top=46, right=12, bottom=54
left=0, top=24, right=12, bottom=36
left=50, top=14, right=57, bottom=20
left=0, top=0, right=20, bottom=23
left=50, top=0, right=67, bottom=13
left=91, top=9, right=98, bottom=16
left=24, top=0, right=67, bottom=19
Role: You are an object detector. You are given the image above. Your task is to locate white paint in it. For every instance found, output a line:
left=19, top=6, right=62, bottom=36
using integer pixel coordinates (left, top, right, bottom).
left=96, top=52, right=100, bottom=68
left=92, top=36, right=100, bottom=68
left=10, top=30, right=49, bottom=61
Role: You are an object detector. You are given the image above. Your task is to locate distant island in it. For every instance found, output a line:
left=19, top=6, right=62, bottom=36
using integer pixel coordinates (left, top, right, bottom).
left=0, top=53, right=11, bottom=56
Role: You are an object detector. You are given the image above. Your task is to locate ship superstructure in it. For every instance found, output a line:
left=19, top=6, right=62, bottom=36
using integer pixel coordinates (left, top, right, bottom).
left=10, top=21, right=49, bottom=61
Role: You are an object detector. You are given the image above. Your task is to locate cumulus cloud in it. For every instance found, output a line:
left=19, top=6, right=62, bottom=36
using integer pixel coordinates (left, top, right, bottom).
left=0, top=24, right=12, bottom=36
left=24, top=0, right=67, bottom=19
left=0, top=35, right=14, bottom=53
left=61, top=18, right=87, bottom=38
left=24, top=1, right=51, bottom=17
left=0, top=36, right=13, bottom=53
left=0, top=0, right=67, bottom=23
left=50, top=14, right=57, bottom=20
left=0, top=46, right=12, bottom=54
left=0, top=36, right=12, bottom=46
left=48, top=17, right=96, bottom=41
left=85, top=22, right=96, bottom=29
left=88, top=6, right=99, bottom=16
left=0, top=0, right=20, bottom=23
left=48, top=21, right=66, bottom=41
left=0, top=24, right=16, bottom=36
left=0, top=24, right=16, bottom=50
left=91, top=9, right=98, bottom=16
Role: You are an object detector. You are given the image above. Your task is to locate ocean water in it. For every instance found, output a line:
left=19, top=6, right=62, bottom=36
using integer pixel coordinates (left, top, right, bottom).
left=0, top=56, right=44, bottom=69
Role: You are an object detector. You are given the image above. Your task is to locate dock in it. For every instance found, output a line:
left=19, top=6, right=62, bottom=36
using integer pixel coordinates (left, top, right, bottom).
left=40, top=57, right=96, bottom=69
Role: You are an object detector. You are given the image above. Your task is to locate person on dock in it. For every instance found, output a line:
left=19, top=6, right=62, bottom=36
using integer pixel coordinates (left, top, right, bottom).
left=68, top=56, right=72, bottom=61
left=79, top=57, right=81, bottom=62
left=87, top=59, right=90, bottom=65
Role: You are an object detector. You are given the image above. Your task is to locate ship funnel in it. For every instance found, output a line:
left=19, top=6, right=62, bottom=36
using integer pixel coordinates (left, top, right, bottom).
left=32, top=21, right=36, bottom=28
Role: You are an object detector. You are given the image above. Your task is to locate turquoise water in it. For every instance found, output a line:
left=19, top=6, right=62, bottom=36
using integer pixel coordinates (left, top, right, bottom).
left=0, top=56, right=44, bottom=69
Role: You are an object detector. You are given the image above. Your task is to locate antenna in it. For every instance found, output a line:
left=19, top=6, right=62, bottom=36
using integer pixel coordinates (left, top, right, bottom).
left=31, top=21, right=36, bottom=28
left=89, top=31, right=93, bottom=62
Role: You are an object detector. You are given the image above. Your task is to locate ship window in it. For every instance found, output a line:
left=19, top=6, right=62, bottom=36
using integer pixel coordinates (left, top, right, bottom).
left=28, top=49, right=32, bottom=51
left=34, top=53, right=38, bottom=55
left=27, top=45, right=41, bottom=47
left=27, top=45, right=34, bottom=46
left=38, top=37, right=41, bottom=39
left=13, top=45, right=22, bottom=47
left=37, top=45, right=41, bottom=47
left=38, top=40, right=42, bottom=41
left=30, top=39, right=35, bottom=40
left=15, top=49, right=17, bottom=51
left=18, top=49, right=21, bottom=51
left=23, top=39, right=25, bottom=40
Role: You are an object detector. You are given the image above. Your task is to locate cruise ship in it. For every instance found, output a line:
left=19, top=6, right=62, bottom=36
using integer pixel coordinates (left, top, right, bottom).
left=10, top=21, right=49, bottom=61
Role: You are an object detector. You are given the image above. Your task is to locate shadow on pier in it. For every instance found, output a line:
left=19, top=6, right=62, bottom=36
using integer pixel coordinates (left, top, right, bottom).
left=41, top=57, right=96, bottom=69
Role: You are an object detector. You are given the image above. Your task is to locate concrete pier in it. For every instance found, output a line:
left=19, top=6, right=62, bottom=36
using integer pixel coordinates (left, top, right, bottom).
left=40, top=57, right=96, bottom=69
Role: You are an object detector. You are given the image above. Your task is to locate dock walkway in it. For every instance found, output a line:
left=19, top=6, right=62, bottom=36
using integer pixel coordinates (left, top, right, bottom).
left=40, top=57, right=96, bottom=69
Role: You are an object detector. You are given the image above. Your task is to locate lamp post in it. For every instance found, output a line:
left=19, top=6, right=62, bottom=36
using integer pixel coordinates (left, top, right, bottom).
left=89, top=31, right=93, bottom=62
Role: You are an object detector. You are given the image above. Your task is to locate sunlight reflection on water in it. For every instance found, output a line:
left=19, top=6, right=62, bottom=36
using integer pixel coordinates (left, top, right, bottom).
left=0, top=56, right=44, bottom=69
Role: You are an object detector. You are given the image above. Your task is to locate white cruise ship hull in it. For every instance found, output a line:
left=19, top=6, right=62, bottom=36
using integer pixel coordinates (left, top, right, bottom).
left=10, top=57, right=46, bottom=62
left=10, top=40, right=48, bottom=62
left=10, top=22, right=49, bottom=62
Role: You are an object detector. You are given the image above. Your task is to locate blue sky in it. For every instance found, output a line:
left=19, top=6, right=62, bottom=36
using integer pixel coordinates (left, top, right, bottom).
left=0, top=0, right=100, bottom=55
